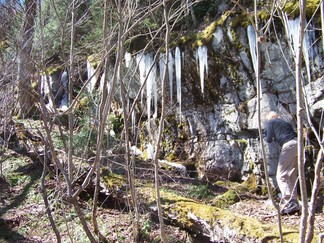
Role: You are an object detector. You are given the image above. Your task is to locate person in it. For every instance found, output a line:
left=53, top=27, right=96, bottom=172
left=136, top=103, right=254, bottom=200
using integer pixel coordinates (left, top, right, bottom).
left=263, top=111, right=300, bottom=214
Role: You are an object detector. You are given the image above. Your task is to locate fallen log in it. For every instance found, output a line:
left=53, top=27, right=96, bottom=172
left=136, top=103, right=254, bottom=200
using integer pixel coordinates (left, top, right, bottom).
left=145, top=189, right=315, bottom=242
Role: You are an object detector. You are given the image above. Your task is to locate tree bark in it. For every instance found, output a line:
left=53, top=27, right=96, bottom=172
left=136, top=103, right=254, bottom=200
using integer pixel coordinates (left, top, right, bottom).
left=91, top=0, right=109, bottom=241
left=306, top=148, right=323, bottom=242
left=296, top=1, right=308, bottom=242
left=38, top=2, right=61, bottom=241
left=17, top=0, right=37, bottom=117
left=252, top=0, right=283, bottom=241
left=150, top=1, right=170, bottom=242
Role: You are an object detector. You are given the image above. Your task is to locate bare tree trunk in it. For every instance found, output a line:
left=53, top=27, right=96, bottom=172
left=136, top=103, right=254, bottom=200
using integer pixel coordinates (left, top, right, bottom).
left=17, top=0, right=36, bottom=117
left=302, top=58, right=324, bottom=242
left=68, top=1, right=97, bottom=242
left=38, top=2, right=61, bottom=241
left=117, top=0, right=140, bottom=238
left=91, top=0, right=109, bottom=239
left=70, top=197, right=97, bottom=243
left=253, top=0, right=283, bottom=241
left=68, top=0, right=76, bottom=189
left=40, top=145, right=62, bottom=243
left=296, top=1, right=308, bottom=242
left=306, top=148, right=323, bottom=242
left=90, top=1, right=112, bottom=241
left=150, top=1, right=170, bottom=242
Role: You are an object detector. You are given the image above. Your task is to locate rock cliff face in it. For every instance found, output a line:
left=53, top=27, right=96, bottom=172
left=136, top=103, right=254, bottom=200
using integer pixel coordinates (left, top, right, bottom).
left=141, top=5, right=324, bottom=184
left=44, top=3, right=324, bottom=186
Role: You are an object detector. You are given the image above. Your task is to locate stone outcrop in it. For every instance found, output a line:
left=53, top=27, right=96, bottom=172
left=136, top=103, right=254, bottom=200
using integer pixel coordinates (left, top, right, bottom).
left=43, top=2, right=324, bottom=186
left=151, top=5, right=324, bottom=184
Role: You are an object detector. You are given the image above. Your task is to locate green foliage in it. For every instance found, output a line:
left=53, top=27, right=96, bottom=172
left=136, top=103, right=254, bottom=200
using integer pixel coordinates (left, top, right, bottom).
left=79, top=0, right=107, bottom=53
left=140, top=218, right=152, bottom=240
left=34, top=0, right=106, bottom=61
left=52, top=132, right=66, bottom=150
left=72, top=119, right=97, bottom=156
left=186, top=184, right=213, bottom=200
left=34, top=0, right=70, bottom=59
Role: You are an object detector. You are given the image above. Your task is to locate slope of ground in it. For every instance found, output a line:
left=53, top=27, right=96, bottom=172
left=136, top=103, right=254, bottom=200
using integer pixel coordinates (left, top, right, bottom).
left=1, top=151, right=323, bottom=242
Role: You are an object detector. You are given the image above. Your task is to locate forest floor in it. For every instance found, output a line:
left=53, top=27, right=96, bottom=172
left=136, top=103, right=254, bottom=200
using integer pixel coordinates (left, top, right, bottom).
left=0, top=145, right=323, bottom=242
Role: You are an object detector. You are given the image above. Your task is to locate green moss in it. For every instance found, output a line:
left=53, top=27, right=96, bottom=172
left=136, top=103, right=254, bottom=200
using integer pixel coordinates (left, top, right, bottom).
left=244, top=174, right=258, bottom=190
left=87, top=53, right=101, bottom=67
left=258, top=9, right=270, bottom=21
left=212, top=189, right=240, bottom=208
left=40, top=65, right=61, bottom=75
left=195, top=11, right=231, bottom=47
left=31, top=81, right=38, bottom=91
left=242, top=174, right=273, bottom=196
left=165, top=191, right=301, bottom=241
left=228, top=14, right=250, bottom=50
left=79, top=96, right=89, bottom=108
left=284, top=0, right=321, bottom=19
left=178, top=32, right=196, bottom=46
left=234, top=138, right=248, bottom=146
left=101, top=169, right=126, bottom=189
left=196, top=22, right=217, bottom=46
left=138, top=185, right=318, bottom=242
left=166, top=152, right=177, bottom=162
left=230, top=13, right=251, bottom=29
left=214, top=180, right=248, bottom=194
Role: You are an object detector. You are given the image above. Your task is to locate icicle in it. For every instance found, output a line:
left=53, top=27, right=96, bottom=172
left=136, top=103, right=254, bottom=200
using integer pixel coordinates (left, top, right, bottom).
left=41, top=75, right=54, bottom=110
left=168, top=51, right=174, bottom=104
left=131, top=109, right=136, bottom=135
left=86, top=60, right=97, bottom=93
left=153, top=65, right=158, bottom=119
left=40, top=75, right=49, bottom=97
left=247, top=25, right=258, bottom=74
left=137, top=52, right=157, bottom=130
left=59, top=70, right=69, bottom=111
left=182, top=52, right=185, bottom=66
left=195, top=50, right=199, bottom=76
left=304, top=26, right=312, bottom=82
left=136, top=51, right=146, bottom=105
left=147, top=143, right=154, bottom=160
left=145, top=53, right=152, bottom=130
left=159, top=53, right=166, bottom=85
left=125, top=52, right=132, bottom=68
left=175, top=47, right=182, bottom=115
left=286, top=16, right=317, bottom=82
left=286, top=16, right=299, bottom=54
left=247, top=25, right=262, bottom=97
left=304, top=22, right=322, bottom=80
left=99, top=72, right=105, bottom=94
left=145, top=52, right=157, bottom=129
left=48, top=76, right=54, bottom=109
left=197, top=45, right=208, bottom=96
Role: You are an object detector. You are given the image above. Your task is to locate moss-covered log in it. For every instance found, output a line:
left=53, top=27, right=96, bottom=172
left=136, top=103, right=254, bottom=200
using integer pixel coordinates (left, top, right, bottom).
left=143, top=188, right=318, bottom=242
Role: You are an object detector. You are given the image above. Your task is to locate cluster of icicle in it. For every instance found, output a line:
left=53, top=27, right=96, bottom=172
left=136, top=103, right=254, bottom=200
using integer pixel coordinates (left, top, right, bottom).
left=40, top=15, right=322, bottom=126
left=40, top=70, right=68, bottom=111
left=247, top=15, right=322, bottom=88
left=84, top=46, right=209, bottom=132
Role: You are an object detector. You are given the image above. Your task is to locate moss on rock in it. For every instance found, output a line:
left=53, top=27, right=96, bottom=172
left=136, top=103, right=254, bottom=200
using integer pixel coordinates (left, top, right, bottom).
left=101, top=169, right=126, bottom=189
left=283, top=0, right=321, bottom=19
left=195, top=10, right=231, bottom=47
left=212, top=189, right=240, bottom=208
left=158, top=188, right=303, bottom=242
